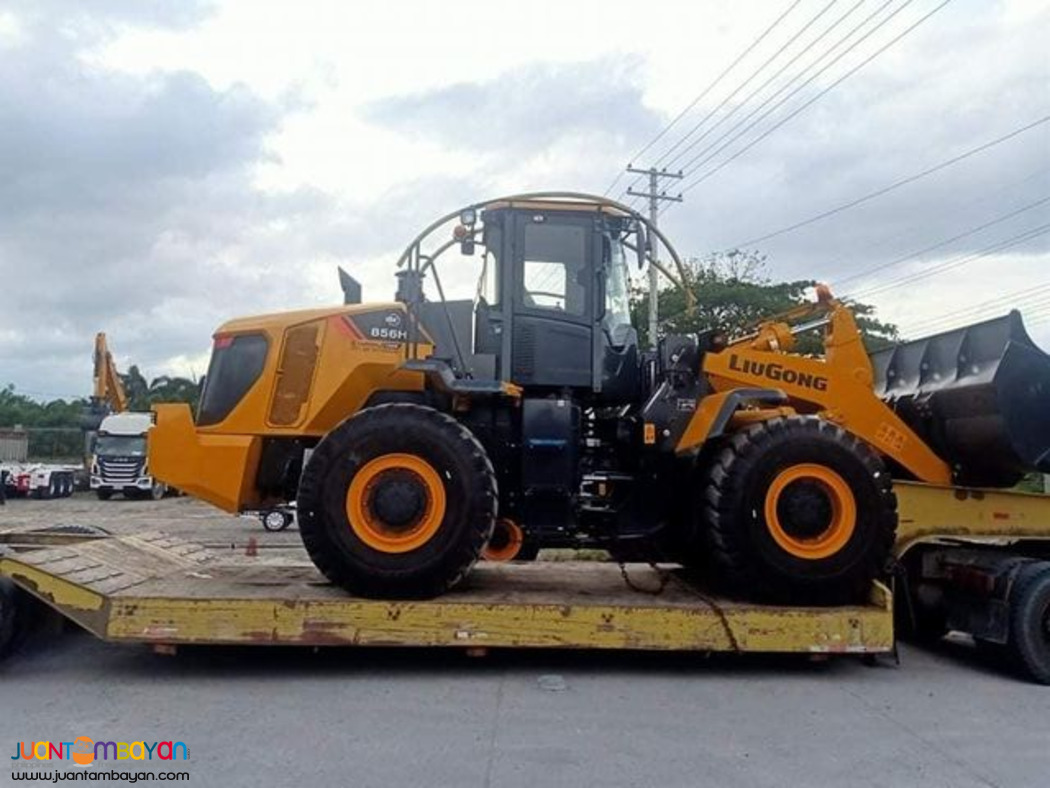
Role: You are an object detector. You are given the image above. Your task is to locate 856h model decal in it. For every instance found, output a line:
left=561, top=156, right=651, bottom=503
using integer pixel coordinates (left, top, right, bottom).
left=336, top=310, right=425, bottom=344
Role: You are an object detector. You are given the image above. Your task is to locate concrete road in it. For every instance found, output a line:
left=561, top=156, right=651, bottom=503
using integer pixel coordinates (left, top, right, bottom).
left=1, top=495, right=1047, bottom=787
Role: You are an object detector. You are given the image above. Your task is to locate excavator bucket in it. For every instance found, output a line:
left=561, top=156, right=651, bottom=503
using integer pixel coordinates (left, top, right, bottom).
left=870, top=311, right=1050, bottom=487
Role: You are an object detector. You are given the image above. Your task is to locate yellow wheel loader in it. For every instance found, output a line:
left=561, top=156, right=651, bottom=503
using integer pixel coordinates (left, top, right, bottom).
left=149, top=193, right=1050, bottom=603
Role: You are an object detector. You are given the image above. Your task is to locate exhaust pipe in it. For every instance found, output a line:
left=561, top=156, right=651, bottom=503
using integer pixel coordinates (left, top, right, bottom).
left=870, top=310, right=1050, bottom=487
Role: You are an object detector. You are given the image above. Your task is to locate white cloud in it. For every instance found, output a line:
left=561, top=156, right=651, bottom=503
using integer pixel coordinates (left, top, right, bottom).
left=2, top=0, right=1049, bottom=398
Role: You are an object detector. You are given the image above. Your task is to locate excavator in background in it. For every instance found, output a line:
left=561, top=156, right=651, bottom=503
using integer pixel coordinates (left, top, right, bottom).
left=83, top=333, right=165, bottom=500
left=149, top=193, right=1050, bottom=619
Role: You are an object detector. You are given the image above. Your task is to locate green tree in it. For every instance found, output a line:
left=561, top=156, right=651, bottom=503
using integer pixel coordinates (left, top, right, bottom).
left=0, top=385, right=86, bottom=429
left=146, top=375, right=201, bottom=412
left=119, top=367, right=200, bottom=412
left=3, top=369, right=199, bottom=430
left=0, top=386, right=87, bottom=459
left=121, top=365, right=151, bottom=411
left=631, top=250, right=898, bottom=352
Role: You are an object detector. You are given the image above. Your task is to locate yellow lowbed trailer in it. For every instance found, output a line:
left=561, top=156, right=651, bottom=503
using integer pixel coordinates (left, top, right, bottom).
left=1, top=482, right=1049, bottom=682
left=0, top=531, right=892, bottom=655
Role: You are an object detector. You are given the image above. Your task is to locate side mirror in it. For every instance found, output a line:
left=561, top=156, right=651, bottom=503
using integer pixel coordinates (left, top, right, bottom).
left=636, top=225, right=648, bottom=269
left=460, top=238, right=475, bottom=256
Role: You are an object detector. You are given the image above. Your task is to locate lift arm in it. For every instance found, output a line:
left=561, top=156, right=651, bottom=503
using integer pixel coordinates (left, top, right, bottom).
left=681, top=294, right=954, bottom=486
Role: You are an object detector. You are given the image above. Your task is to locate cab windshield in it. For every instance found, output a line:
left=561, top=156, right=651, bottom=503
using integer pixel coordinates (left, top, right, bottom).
left=95, top=435, right=146, bottom=457
left=603, top=235, right=633, bottom=347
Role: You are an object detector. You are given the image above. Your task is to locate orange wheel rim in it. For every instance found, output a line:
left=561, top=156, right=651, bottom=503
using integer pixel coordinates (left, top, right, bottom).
left=346, top=453, right=446, bottom=553
left=482, top=519, right=524, bottom=562
left=764, top=463, right=857, bottom=560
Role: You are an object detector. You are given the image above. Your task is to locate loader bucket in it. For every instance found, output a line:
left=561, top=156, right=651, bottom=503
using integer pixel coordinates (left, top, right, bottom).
left=870, top=311, right=1050, bottom=487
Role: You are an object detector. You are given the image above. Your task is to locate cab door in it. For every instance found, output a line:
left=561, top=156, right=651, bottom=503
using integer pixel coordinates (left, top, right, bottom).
left=509, top=211, right=595, bottom=388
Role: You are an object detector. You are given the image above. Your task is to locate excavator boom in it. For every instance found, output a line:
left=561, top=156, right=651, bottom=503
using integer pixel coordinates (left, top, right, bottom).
left=92, top=332, right=128, bottom=414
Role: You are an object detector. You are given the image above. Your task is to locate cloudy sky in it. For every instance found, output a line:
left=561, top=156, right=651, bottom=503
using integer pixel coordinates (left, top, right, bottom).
left=1, top=0, right=1047, bottom=399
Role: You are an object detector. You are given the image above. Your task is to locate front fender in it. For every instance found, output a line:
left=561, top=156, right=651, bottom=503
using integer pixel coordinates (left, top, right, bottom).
left=150, top=404, right=263, bottom=512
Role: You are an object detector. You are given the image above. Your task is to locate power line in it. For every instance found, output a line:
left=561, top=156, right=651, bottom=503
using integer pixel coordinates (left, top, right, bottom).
left=852, top=222, right=1050, bottom=299
left=903, top=282, right=1050, bottom=334
left=726, top=112, right=1050, bottom=247
left=660, top=0, right=874, bottom=175
left=912, top=296, right=1050, bottom=337
left=604, top=0, right=803, bottom=198
left=913, top=301, right=1050, bottom=337
left=1022, top=310, right=1050, bottom=330
left=678, top=0, right=955, bottom=203
left=645, top=0, right=843, bottom=178
left=668, top=0, right=900, bottom=191
left=828, top=193, right=1050, bottom=288
left=848, top=221, right=1050, bottom=299
left=829, top=164, right=1050, bottom=267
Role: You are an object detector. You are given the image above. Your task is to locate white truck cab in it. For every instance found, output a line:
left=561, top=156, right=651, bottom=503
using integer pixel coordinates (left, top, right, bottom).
left=90, top=412, right=164, bottom=500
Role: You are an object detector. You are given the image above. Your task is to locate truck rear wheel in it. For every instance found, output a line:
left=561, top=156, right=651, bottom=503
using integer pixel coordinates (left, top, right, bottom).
left=297, top=404, right=497, bottom=598
left=1006, top=563, right=1050, bottom=685
left=701, top=416, right=897, bottom=605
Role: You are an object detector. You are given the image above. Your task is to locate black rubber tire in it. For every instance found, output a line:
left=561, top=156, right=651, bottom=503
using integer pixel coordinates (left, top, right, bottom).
left=1005, top=563, right=1050, bottom=685
left=261, top=510, right=293, bottom=532
left=701, top=416, right=898, bottom=605
left=96, top=490, right=113, bottom=501
left=515, top=541, right=541, bottom=562
left=0, top=579, right=18, bottom=661
left=297, top=403, right=497, bottom=598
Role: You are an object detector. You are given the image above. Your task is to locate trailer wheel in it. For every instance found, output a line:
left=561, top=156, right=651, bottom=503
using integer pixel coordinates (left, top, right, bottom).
left=297, top=404, right=497, bottom=598
left=36, top=478, right=55, bottom=500
left=1006, top=563, right=1050, bottom=685
left=262, top=509, right=293, bottom=532
left=701, top=416, right=897, bottom=605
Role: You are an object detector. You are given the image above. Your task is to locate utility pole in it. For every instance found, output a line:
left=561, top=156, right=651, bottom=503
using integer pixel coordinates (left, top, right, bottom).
left=626, top=166, right=682, bottom=349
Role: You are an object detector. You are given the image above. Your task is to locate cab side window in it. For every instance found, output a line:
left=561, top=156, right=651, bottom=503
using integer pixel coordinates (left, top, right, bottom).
left=521, top=222, right=587, bottom=316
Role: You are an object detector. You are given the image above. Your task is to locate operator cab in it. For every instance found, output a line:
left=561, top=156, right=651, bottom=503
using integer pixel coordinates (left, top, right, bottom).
left=433, top=201, right=642, bottom=400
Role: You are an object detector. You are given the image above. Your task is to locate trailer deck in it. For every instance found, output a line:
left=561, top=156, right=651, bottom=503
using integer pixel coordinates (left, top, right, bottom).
left=0, top=529, right=892, bottom=654
left=4, top=480, right=1050, bottom=668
